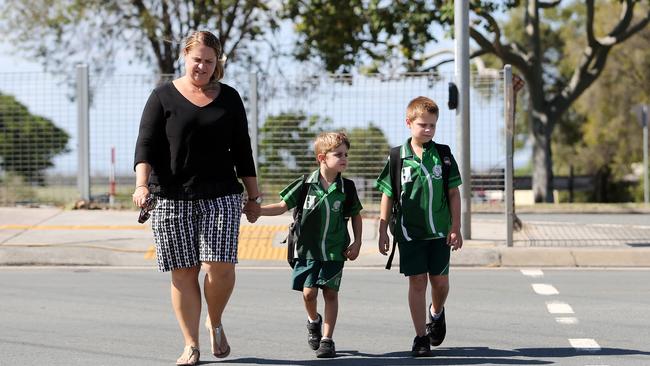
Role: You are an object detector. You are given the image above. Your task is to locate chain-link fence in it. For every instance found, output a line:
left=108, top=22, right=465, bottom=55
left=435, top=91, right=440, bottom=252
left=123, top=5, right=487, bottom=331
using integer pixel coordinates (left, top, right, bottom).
left=1, top=70, right=507, bottom=210
left=0, top=72, right=77, bottom=205
left=255, top=71, right=506, bottom=213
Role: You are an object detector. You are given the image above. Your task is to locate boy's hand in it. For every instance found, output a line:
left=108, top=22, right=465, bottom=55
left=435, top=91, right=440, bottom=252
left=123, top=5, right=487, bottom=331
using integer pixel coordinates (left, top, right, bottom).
left=446, top=227, right=463, bottom=251
left=378, top=230, right=390, bottom=255
left=244, top=211, right=258, bottom=223
left=344, top=241, right=361, bottom=260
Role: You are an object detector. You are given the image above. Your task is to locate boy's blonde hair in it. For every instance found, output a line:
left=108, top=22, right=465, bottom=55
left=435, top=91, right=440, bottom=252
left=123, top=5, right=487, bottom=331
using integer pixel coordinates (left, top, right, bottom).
left=406, top=96, right=439, bottom=121
left=313, top=132, right=350, bottom=156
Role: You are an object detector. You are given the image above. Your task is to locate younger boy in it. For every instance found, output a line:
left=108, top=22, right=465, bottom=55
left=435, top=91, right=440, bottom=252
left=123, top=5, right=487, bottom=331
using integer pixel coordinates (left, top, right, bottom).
left=375, top=96, right=462, bottom=357
left=259, top=132, right=363, bottom=358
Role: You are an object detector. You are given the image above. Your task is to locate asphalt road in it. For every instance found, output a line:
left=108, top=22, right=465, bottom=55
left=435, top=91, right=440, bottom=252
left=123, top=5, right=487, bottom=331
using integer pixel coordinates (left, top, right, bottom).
left=1, top=267, right=649, bottom=366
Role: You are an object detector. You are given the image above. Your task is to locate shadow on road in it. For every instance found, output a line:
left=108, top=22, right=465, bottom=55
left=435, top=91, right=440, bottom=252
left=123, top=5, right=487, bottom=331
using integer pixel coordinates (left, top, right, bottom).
left=217, top=346, right=650, bottom=365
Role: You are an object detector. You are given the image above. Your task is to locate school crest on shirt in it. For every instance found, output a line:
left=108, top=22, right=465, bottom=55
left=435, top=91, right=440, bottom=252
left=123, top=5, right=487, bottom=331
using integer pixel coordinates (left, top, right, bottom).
left=432, top=164, right=443, bottom=180
left=331, top=201, right=342, bottom=212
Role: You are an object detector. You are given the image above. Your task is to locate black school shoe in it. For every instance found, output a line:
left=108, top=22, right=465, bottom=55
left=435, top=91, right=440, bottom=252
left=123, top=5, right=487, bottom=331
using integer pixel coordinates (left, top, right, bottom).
left=316, top=339, right=336, bottom=358
left=426, top=306, right=446, bottom=346
left=306, top=314, right=322, bottom=350
left=411, top=335, right=432, bottom=357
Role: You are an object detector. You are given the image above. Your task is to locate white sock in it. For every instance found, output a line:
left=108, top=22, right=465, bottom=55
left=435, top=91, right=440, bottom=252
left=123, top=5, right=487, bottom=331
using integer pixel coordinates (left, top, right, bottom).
left=308, top=315, right=320, bottom=323
left=430, top=306, right=441, bottom=320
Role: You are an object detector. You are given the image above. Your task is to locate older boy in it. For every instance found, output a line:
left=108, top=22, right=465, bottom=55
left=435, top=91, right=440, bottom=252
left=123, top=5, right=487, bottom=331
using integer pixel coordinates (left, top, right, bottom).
left=258, top=132, right=363, bottom=358
left=375, top=96, right=462, bottom=357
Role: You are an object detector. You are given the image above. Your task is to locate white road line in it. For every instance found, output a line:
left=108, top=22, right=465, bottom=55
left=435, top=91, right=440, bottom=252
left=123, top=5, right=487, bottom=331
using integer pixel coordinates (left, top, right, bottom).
left=521, top=269, right=544, bottom=277
left=555, top=317, right=579, bottom=324
left=546, top=301, right=574, bottom=314
left=568, top=338, right=601, bottom=351
left=532, top=283, right=559, bottom=295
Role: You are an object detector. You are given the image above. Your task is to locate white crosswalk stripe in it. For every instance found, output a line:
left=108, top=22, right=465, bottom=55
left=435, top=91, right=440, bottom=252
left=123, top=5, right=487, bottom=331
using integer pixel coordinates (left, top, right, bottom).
left=521, top=269, right=544, bottom=277
left=532, top=283, right=559, bottom=295
left=546, top=301, right=574, bottom=314
left=568, top=338, right=601, bottom=351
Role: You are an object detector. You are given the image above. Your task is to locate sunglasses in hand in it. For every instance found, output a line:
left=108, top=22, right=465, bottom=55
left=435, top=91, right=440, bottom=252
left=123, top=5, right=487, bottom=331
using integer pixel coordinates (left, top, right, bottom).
left=138, top=196, right=157, bottom=224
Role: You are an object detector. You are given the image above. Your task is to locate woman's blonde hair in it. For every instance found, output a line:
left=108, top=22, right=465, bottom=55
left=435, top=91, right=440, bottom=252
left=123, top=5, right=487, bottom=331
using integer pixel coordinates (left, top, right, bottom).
left=183, top=30, right=226, bottom=82
left=313, top=132, right=350, bottom=156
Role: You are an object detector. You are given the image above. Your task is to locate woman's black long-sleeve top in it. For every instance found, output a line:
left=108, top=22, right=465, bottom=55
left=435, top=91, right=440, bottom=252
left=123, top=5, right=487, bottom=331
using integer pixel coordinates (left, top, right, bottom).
left=134, top=82, right=256, bottom=200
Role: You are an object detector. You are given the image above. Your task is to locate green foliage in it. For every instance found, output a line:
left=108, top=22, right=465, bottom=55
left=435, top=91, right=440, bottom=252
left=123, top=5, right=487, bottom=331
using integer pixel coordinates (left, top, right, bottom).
left=284, top=0, right=443, bottom=72
left=284, top=0, right=517, bottom=72
left=552, top=2, right=650, bottom=202
left=0, top=93, right=70, bottom=185
left=345, top=123, right=390, bottom=201
left=345, top=123, right=390, bottom=180
left=0, top=1, right=278, bottom=77
left=258, top=111, right=330, bottom=181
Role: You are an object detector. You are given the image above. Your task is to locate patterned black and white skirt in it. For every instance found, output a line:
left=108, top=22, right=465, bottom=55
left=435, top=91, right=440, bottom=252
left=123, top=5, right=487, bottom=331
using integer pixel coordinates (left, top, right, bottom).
left=150, top=194, right=242, bottom=272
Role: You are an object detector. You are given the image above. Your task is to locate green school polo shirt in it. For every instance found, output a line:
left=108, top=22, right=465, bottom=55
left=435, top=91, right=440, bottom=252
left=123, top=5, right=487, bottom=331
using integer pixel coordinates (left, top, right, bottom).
left=375, top=138, right=462, bottom=242
left=281, top=169, right=363, bottom=261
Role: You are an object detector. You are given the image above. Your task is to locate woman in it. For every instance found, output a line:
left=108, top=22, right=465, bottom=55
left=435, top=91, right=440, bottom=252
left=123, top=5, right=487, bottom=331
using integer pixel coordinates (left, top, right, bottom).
left=133, top=30, right=261, bottom=366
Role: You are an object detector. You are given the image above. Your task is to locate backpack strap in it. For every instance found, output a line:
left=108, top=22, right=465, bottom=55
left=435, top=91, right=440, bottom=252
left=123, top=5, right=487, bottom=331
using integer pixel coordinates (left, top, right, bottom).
left=434, top=142, right=452, bottom=212
left=385, top=146, right=402, bottom=270
left=342, top=178, right=355, bottom=215
left=287, top=175, right=310, bottom=267
left=389, top=146, right=402, bottom=209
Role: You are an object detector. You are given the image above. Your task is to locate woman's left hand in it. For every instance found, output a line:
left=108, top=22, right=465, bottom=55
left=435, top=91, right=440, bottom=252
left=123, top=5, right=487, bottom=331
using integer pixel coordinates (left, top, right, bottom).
left=243, top=200, right=261, bottom=223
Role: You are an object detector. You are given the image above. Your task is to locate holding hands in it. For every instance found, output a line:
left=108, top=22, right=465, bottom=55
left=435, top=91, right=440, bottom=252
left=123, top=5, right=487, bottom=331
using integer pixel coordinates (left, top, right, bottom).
left=243, top=198, right=261, bottom=223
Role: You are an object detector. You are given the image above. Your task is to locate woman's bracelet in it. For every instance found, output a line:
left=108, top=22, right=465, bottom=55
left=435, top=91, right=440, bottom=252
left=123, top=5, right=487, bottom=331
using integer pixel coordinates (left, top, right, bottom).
left=135, top=184, right=148, bottom=189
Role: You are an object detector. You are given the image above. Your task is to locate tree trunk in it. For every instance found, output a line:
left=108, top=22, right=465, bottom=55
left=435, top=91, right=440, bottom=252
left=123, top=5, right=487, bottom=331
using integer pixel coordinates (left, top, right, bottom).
left=530, top=110, right=554, bottom=203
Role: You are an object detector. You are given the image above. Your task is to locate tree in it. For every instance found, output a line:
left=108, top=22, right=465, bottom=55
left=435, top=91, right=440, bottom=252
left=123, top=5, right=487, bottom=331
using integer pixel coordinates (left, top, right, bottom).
left=286, top=0, right=650, bottom=202
left=0, top=93, right=70, bottom=185
left=258, top=111, right=330, bottom=182
left=554, top=9, right=650, bottom=202
left=345, top=123, right=390, bottom=201
left=0, top=1, right=278, bottom=77
left=283, top=0, right=443, bottom=73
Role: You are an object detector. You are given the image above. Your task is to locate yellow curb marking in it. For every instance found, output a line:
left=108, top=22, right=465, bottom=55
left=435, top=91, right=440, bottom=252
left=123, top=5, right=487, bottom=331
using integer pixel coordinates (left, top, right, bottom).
left=144, top=225, right=288, bottom=260
left=1, top=224, right=288, bottom=261
left=144, top=246, right=156, bottom=260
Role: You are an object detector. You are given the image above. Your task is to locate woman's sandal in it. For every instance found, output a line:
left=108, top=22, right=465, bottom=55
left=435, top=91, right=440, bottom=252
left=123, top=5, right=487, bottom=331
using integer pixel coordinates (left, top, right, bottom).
left=206, top=320, right=231, bottom=358
left=176, top=345, right=200, bottom=366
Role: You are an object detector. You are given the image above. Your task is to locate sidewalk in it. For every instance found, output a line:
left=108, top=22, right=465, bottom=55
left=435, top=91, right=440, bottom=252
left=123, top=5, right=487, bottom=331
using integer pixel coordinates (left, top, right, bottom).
left=1, top=207, right=649, bottom=267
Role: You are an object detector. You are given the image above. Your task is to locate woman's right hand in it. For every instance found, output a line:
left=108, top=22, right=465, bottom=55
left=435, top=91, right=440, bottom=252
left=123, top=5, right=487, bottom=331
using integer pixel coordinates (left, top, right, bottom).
left=132, top=186, right=150, bottom=208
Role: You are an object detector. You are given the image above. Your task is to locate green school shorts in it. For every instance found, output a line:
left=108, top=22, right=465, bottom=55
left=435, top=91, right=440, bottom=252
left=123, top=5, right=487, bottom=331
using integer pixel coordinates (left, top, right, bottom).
left=398, top=238, right=450, bottom=276
left=291, top=259, right=344, bottom=292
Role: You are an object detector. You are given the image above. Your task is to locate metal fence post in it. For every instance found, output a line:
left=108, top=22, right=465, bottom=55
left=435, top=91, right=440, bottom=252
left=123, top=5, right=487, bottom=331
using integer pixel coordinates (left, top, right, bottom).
left=249, top=73, right=259, bottom=174
left=455, top=0, right=471, bottom=239
left=76, top=64, right=90, bottom=202
left=504, top=65, right=514, bottom=247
